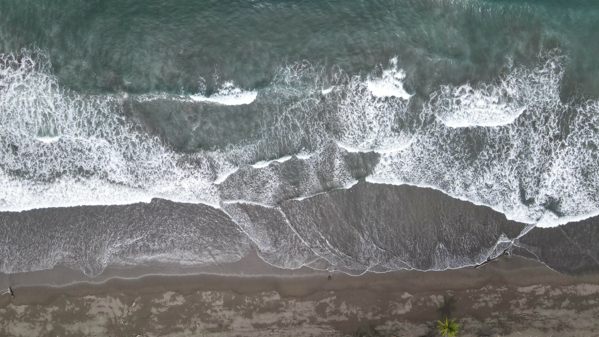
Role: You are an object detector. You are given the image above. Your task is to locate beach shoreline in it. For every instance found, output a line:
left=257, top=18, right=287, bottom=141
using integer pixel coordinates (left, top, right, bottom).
left=1, top=253, right=599, bottom=336
left=3, top=0, right=599, bottom=335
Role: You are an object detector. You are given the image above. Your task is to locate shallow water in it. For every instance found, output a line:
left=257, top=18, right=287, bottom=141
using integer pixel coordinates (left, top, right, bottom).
left=0, top=0, right=598, bottom=276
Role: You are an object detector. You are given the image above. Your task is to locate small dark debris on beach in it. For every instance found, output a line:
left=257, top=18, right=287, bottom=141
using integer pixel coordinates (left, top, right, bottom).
left=475, top=249, right=510, bottom=269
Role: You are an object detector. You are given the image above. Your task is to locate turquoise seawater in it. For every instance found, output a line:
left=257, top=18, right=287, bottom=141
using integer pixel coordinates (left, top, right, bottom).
left=0, top=0, right=599, bottom=275
left=2, top=0, right=599, bottom=96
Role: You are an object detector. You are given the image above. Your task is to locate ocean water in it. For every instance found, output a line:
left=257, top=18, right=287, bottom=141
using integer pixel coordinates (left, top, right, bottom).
left=1, top=0, right=599, bottom=277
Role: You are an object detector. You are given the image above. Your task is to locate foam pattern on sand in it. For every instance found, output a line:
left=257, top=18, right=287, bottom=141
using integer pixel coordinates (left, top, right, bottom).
left=218, top=141, right=379, bottom=206
left=0, top=200, right=252, bottom=276
left=277, top=182, right=525, bottom=274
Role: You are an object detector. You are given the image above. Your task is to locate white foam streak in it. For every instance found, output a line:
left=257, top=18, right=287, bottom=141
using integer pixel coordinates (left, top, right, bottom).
left=432, top=83, right=526, bottom=127
left=220, top=199, right=276, bottom=209
left=296, top=153, right=314, bottom=160
left=290, top=179, right=359, bottom=202
left=335, top=141, right=364, bottom=153
left=537, top=210, right=599, bottom=228
left=214, top=167, right=240, bottom=185
left=321, top=87, right=334, bottom=95
left=251, top=155, right=292, bottom=168
left=35, top=136, right=61, bottom=143
left=190, top=81, right=257, bottom=105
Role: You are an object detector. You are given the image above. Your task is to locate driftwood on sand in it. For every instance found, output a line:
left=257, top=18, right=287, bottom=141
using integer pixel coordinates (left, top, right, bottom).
left=1, top=287, right=14, bottom=298
left=475, top=249, right=510, bottom=269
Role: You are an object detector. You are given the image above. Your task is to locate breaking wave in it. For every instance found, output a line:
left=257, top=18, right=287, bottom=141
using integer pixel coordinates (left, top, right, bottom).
left=2, top=48, right=599, bottom=278
left=371, top=53, right=599, bottom=228
left=0, top=49, right=225, bottom=211
left=1, top=49, right=597, bottom=225
left=431, top=57, right=564, bottom=127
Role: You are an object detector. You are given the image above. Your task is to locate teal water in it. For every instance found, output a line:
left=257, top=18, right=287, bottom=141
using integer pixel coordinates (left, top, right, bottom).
left=0, top=0, right=599, bottom=275
left=2, top=0, right=599, bottom=96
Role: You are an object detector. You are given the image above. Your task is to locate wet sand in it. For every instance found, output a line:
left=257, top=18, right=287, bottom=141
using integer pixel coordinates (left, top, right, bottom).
left=1, top=253, right=599, bottom=336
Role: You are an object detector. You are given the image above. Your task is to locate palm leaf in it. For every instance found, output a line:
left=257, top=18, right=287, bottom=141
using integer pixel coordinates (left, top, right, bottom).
left=437, top=317, right=459, bottom=337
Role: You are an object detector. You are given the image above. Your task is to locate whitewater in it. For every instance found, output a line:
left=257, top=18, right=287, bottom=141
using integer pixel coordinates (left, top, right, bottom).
left=1, top=46, right=598, bottom=278
left=2, top=49, right=598, bottom=226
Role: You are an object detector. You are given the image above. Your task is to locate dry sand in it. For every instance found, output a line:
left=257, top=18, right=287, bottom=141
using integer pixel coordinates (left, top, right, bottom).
left=1, top=254, right=599, bottom=336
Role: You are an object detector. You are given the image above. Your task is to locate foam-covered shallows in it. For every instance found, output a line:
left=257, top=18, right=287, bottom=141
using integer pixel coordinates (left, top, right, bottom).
left=0, top=182, right=529, bottom=277
left=0, top=200, right=251, bottom=277
left=2, top=48, right=599, bottom=277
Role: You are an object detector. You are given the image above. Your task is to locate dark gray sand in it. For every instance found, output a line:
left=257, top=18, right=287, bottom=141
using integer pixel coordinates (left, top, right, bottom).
left=1, top=254, right=599, bottom=336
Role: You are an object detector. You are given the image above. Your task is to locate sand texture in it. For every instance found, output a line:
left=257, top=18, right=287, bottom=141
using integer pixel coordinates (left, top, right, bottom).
left=1, top=256, right=599, bottom=336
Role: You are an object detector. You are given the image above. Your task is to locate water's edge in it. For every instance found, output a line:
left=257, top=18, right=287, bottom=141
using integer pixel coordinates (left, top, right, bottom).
left=1, top=181, right=597, bottom=280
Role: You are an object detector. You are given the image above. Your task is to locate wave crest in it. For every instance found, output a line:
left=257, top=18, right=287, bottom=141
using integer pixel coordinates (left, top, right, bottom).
left=430, top=55, right=565, bottom=127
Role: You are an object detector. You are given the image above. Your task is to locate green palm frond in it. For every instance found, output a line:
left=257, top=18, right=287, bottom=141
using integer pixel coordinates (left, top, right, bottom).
left=437, top=316, right=459, bottom=337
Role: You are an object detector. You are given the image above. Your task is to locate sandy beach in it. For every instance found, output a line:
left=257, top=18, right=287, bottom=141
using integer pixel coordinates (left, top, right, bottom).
left=3, top=0, right=599, bottom=336
left=1, top=253, right=599, bottom=337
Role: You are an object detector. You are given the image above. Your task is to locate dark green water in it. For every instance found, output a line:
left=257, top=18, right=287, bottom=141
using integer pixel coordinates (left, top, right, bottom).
left=0, top=0, right=599, bottom=276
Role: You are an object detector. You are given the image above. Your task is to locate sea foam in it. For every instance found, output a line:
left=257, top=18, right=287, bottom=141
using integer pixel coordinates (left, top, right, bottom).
left=431, top=58, right=563, bottom=128
left=0, top=49, right=224, bottom=211
left=1, top=49, right=596, bottom=230
left=1, top=50, right=598, bottom=279
left=371, top=54, right=599, bottom=228
left=366, top=57, right=412, bottom=100
left=328, top=59, right=416, bottom=154
left=190, top=81, right=257, bottom=105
